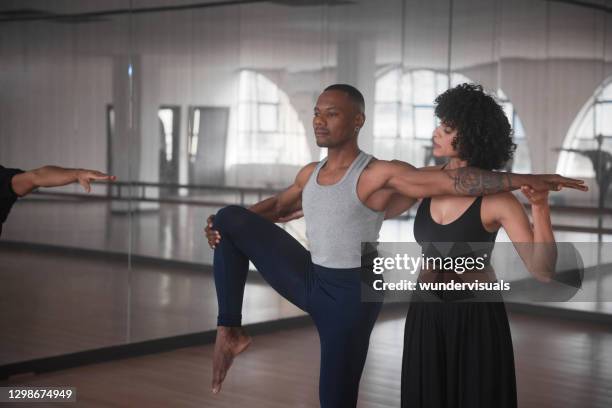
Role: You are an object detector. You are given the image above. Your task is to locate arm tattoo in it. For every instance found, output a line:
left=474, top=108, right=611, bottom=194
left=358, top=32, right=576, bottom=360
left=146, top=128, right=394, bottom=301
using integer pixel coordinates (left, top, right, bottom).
left=450, top=167, right=515, bottom=195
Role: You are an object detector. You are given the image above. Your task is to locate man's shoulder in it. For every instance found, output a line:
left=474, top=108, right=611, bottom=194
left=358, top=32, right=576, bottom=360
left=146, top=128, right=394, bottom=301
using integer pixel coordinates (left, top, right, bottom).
left=364, top=158, right=417, bottom=172
left=295, top=162, right=319, bottom=186
left=300, top=161, right=319, bottom=174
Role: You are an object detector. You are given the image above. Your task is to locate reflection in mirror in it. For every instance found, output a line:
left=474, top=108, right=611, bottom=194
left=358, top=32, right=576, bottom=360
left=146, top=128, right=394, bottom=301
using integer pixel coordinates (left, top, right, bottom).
left=158, top=106, right=181, bottom=195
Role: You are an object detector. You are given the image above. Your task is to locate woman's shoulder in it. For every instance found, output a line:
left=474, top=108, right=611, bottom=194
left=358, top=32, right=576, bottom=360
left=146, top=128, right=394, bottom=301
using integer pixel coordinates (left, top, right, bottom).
left=483, top=191, right=519, bottom=203
left=482, top=191, right=524, bottom=217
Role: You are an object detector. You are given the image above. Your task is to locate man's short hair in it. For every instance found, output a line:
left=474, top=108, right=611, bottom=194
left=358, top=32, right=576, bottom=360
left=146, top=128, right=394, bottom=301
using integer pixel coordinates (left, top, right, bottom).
left=324, top=84, right=365, bottom=113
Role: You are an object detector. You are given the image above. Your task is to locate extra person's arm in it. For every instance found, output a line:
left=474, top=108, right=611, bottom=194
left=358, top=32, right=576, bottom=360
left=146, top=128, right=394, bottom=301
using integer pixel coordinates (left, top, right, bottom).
left=377, top=160, right=587, bottom=198
left=11, top=166, right=116, bottom=196
left=492, top=190, right=557, bottom=282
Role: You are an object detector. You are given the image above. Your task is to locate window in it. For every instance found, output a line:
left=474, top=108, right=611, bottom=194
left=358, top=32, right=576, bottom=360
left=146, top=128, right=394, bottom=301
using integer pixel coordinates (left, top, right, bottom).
left=188, top=107, right=201, bottom=162
left=557, top=78, right=612, bottom=178
left=158, top=106, right=181, bottom=192
left=158, top=107, right=176, bottom=163
left=497, top=90, right=530, bottom=173
left=228, top=70, right=311, bottom=167
left=374, top=68, right=470, bottom=140
left=373, top=68, right=530, bottom=171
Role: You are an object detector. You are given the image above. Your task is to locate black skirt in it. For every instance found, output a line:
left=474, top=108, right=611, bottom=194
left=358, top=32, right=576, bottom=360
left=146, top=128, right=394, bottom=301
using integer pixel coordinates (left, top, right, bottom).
left=401, top=300, right=517, bottom=408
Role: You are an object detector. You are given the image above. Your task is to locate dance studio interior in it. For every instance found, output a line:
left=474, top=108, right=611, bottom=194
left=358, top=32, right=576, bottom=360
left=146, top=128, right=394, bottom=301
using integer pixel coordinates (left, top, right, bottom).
left=1, top=0, right=611, bottom=407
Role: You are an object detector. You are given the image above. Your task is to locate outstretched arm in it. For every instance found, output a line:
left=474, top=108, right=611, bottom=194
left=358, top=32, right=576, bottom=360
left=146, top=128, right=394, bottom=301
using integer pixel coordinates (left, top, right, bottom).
left=11, top=166, right=116, bottom=196
left=382, top=162, right=445, bottom=219
left=379, top=160, right=587, bottom=198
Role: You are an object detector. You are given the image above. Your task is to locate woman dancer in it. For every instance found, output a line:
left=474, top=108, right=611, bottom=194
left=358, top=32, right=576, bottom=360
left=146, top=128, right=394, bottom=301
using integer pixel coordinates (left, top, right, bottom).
left=399, top=83, right=559, bottom=408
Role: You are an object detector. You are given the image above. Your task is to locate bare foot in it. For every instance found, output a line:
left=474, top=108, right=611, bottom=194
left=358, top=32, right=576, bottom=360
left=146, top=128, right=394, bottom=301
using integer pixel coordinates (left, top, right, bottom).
left=211, top=326, right=252, bottom=394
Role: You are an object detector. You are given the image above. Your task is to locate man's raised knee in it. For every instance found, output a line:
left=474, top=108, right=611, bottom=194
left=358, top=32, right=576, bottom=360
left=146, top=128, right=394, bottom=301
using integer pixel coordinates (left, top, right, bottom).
left=214, top=205, right=249, bottom=233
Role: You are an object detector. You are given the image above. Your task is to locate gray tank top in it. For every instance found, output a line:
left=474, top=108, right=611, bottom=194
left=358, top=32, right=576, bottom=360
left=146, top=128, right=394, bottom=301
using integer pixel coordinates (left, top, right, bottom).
left=302, top=151, right=384, bottom=268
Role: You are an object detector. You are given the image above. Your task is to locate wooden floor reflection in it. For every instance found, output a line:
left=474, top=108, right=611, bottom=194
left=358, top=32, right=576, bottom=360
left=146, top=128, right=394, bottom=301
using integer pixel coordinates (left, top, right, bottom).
left=1, top=308, right=611, bottom=407
left=4, top=200, right=612, bottom=267
left=0, top=246, right=304, bottom=365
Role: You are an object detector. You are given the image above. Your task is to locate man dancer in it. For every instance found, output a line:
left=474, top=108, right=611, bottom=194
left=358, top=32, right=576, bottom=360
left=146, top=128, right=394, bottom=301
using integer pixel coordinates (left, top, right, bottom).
left=205, top=84, right=585, bottom=406
left=0, top=164, right=116, bottom=236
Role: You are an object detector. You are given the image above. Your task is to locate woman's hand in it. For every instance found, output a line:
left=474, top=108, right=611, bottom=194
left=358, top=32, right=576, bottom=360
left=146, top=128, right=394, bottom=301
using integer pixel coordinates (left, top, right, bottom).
left=520, top=185, right=549, bottom=207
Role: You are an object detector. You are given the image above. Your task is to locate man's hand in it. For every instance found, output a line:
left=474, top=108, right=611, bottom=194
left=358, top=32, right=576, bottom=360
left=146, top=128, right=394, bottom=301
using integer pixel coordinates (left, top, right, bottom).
left=76, top=170, right=117, bottom=193
left=520, top=174, right=587, bottom=192
left=203, top=208, right=302, bottom=250
left=277, top=209, right=304, bottom=223
left=205, top=215, right=221, bottom=249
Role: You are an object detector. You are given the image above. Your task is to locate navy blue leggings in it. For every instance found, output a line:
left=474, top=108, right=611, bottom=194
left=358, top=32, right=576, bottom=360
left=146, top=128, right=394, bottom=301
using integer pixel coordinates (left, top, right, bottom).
left=213, top=205, right=382, bottom=408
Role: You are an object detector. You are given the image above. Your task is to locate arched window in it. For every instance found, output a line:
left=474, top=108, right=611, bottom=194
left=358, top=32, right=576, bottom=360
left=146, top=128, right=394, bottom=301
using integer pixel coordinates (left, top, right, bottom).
left=227, top=70, right=311, bottom=168
left=373, top=68, right=530, bottom=171
left=497, top=89, right=530, bottom=173
left=556, top=79, right=612, bottom=178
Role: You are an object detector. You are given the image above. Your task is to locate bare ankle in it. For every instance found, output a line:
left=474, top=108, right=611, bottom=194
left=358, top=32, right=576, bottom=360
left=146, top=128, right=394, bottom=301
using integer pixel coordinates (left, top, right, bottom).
left=217, top=326, right=244, bottom=336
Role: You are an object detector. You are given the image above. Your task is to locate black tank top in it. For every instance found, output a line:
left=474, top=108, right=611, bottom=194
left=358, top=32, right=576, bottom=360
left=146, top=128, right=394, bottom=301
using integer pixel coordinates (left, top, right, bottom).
left=414, top=196, right=498, bottom=245
left=413, top=196, right=499, bottom=302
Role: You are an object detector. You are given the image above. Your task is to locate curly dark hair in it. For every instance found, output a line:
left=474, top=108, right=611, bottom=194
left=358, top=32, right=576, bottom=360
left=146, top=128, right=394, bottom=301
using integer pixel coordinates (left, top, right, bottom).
left=434, top=83, right=516, bottom=170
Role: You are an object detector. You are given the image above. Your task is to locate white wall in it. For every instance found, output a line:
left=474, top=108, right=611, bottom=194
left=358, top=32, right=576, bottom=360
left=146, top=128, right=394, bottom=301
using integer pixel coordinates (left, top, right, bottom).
left=0, top=0, right=610, bottom=195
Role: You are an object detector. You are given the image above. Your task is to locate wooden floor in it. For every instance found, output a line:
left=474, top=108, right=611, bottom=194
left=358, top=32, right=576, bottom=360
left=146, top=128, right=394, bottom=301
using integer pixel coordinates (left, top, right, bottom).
left=2, top=308, right=611, bottom=408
